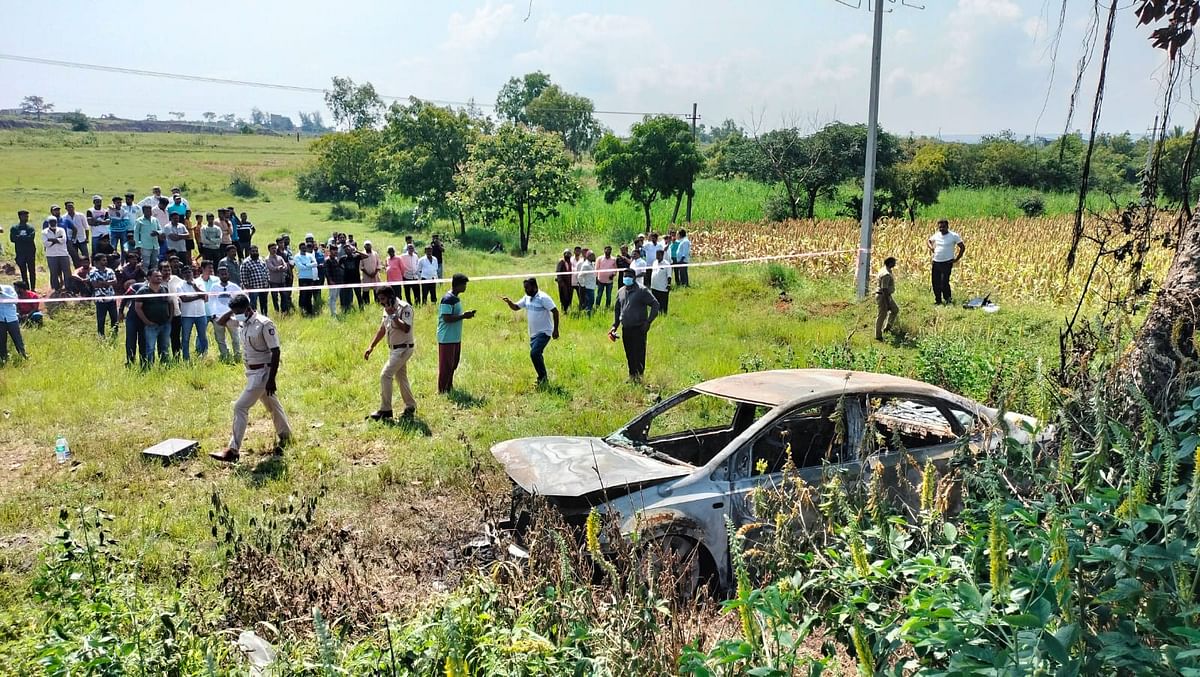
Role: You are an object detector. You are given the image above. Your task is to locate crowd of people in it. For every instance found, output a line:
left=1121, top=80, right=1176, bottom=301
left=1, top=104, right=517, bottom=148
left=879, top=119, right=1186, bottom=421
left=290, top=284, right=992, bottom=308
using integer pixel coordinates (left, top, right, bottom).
left=0, top=188, right=974, bottom=464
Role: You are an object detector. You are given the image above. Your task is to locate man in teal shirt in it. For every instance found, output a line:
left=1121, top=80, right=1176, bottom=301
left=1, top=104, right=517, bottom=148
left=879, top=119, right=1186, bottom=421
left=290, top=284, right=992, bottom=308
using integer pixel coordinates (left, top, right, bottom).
left=133, top=204, right=162, bottom=273
left=436, top=273, right=475, bottom=393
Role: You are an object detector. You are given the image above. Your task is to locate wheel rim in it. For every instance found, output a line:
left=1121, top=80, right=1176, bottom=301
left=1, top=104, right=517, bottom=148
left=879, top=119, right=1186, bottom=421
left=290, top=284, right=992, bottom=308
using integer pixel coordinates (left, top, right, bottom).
left=642, top=534, right=701, bottom=598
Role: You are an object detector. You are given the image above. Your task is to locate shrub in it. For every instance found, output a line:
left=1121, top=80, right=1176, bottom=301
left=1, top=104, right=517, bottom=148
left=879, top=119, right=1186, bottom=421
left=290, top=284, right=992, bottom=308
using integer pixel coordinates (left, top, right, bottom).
left=764, top=262, right=798, bottom=291
left=328, top=202, right=360, bottom=221
left=914, top=334, right=986, bottom=397
left=459, top=227, right=507, bottom=251
left=296, top=164, right=337, bottom=202
left=763, top=193, right=794, bottom=222
left=1017, top=192, right=1045, bottom=217
left=61, top=111, right=90, bottom=132
left=376, top=205, right=416, bottom=233
left=228, top=169, right=260, bottom=198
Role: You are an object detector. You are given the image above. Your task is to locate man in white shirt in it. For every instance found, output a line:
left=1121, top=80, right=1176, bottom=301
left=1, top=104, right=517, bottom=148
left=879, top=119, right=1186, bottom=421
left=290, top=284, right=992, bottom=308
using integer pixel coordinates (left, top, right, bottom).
left=139, top=186, right=165, bottom=209
left=176, top=264, right=210, bottom=360
left=400, top=243, right=421, bottom=305
left=631, top=248, right=649, bottom=288
left=164, top=212, right=189, bottom=259
left=577, top=251, right=597, bottom=315
left=675, top=228, right=691, bottom=287
left=418, top=246, right=439, bottom=305
left=87, top=195, right=111, bottom=256
left=926, top=219, right=966, bottom=305
left=42, top=215, right=73, bottom=291
left=502, top=277, right=560, bottom=384
left=650, top=249, right=672, bottom=314
left=207, top=263, right=243, bottom=362
left=61, top=201, right=89, bottom=266
left=363, top=286, right=417, bottom=420
left=642, top=232, right=662, bottom=265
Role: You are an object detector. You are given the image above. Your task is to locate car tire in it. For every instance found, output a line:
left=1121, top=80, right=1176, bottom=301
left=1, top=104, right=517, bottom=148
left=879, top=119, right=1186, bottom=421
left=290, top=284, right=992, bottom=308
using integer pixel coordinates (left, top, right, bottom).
left=637, top=533, right=704, bottom=599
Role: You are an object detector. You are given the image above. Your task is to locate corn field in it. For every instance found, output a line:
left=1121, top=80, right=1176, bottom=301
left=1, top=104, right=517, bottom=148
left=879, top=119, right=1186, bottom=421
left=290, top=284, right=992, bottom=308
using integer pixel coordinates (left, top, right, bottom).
left=691, top=216, right=1173, bottom=304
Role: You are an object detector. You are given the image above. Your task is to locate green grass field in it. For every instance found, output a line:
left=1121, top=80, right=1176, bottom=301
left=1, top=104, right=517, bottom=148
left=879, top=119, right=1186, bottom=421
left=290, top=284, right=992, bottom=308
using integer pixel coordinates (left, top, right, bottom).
left=0, top=130, right=1078, bottom=669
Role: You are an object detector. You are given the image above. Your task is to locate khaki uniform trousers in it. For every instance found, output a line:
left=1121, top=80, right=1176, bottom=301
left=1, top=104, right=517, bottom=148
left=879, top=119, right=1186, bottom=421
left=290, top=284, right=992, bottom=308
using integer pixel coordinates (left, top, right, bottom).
left=229, top=366, right=292, bottom=451
left=381, top=346, right=417, bottom=411
left=876, top=293, right=899, bottom=338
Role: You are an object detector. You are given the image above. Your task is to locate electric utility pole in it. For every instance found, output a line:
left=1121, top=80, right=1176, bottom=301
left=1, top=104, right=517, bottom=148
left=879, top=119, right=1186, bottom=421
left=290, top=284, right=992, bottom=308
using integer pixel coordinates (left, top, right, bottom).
left=686, top=102, right=700, bottom=222
left=841, top=0, right=923, bottom=301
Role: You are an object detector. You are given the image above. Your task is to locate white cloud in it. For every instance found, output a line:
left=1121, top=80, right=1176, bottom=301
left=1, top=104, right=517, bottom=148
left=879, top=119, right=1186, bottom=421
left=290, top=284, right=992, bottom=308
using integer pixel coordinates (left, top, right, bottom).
left=893, top=28, right=914, bottom=46
left=444, top=2, right=515, bottom=51
left=953, top=0, right=1021, bottom=22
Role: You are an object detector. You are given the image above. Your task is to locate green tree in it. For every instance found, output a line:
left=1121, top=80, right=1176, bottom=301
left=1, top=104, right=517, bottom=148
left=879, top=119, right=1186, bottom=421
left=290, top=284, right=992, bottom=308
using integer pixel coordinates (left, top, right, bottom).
left=495, top=71, right=552, bottom=125
left=61, top=111, right=90, bottom=132
left=296, top=129, right=386, bottom=205
left=976, top=135, right=1041, bottom=188
left=324, top=76, right=384, bottom=130
left=380, top=98, right=479, bottom=235
left=1158, top=134, right=1200, bottom=204
left=525, top=84, right=603, bottom=156
left=453, top=124, right=579, bottom=252
left=889, top=144, right=951, bottom=221
left=746, top=122, right=897, bottom=219
left=594, top=116, right=703, bottom=232
left=20, top=95, right=53, bottom=120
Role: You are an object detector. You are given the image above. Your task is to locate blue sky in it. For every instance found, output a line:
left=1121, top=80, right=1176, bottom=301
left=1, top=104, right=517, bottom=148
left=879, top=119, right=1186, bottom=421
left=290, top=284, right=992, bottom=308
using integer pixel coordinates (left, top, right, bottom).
left=0, top=0, right=1188, bottom=136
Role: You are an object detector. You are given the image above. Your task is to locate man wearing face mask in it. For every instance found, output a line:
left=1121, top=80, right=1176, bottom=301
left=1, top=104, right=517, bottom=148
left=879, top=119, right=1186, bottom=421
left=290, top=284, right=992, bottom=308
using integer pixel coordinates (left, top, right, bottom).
left=209, top=294, right=292, bottom=462
left=609, top=268, right=660, bottom=381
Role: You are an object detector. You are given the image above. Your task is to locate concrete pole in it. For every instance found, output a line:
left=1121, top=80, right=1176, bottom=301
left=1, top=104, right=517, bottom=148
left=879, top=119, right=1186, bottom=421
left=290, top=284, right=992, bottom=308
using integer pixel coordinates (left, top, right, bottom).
left=855, top=0, right=885, bottom=301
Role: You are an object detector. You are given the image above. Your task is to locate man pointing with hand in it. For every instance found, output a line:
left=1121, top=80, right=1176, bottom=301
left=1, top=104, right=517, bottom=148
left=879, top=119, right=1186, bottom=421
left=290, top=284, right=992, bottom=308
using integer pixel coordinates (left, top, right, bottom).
left=364, top=286, right=417, bottom=420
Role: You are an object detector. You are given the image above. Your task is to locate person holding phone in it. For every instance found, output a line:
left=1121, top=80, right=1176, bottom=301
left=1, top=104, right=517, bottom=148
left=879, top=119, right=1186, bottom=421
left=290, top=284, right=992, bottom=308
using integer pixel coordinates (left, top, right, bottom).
left=436, top=273, right=475, bottom=394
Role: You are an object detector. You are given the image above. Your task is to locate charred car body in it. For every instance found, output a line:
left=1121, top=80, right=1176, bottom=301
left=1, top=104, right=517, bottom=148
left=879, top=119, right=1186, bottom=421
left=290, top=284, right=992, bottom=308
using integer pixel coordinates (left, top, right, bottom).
left=491, top=369, right=1039, bottom=591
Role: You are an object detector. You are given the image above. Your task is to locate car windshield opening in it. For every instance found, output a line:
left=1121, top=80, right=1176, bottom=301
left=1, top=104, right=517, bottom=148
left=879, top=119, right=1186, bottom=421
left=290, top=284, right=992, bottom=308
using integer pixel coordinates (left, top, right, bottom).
left=617, top=390, right=763, bottom=466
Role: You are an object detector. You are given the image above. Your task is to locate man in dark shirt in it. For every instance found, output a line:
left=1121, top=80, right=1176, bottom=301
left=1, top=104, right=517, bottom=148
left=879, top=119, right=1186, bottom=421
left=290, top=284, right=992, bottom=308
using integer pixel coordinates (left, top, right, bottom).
left=431, top=233, right=445, bottom=278
left=339, top=242, right=366, bottom=311
left=135, top=270, right=173, bottom=367
left=610, top=268, right=660, bottom=381
left=10, top=210, right=37, bottom=288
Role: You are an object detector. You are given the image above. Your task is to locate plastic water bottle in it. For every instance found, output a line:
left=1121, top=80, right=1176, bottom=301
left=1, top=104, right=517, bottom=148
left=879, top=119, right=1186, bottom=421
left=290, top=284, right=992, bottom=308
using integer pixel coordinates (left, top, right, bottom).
left=54, top=435, right=71, bottom=464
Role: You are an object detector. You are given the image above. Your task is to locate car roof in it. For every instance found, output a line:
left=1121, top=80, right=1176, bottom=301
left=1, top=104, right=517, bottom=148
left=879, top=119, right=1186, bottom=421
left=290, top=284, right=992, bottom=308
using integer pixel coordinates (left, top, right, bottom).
left=691, top=369, right=970, bottom=408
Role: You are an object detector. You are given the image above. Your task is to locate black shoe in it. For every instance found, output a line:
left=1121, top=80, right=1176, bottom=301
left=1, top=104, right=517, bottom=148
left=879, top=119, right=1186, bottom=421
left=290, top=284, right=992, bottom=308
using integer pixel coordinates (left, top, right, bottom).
left=400, top=407, right=416, bottom=418
left=368, top=410, right=393, bottom=420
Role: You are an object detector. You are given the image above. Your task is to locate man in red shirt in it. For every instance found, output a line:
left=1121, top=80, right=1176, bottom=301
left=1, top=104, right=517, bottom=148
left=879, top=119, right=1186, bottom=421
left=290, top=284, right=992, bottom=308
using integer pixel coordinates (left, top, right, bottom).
left=12, top=282, right=44, bottom=327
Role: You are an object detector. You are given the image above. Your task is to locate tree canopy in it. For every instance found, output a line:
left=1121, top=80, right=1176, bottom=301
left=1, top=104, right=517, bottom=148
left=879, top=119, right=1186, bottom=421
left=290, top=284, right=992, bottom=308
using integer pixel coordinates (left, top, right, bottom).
left=525, top=84, right=604, bottom=156
left=452, top=124, right=579, bottom=252
left=495, top=72, right=552, bottom=125
left=380, top=98, right=479, bottom=234
left=324, top=76, right=385, bottom=131
left=594, top=116, right=703, bottom=232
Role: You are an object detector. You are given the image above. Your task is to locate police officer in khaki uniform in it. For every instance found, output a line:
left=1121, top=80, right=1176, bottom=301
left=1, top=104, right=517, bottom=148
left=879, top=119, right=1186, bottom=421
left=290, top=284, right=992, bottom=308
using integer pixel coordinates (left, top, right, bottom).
left=875, top=257, right=899, bottom=341
left=364, top=286, right=417, bottom=420
left=210, top=294, right=292, bottom=462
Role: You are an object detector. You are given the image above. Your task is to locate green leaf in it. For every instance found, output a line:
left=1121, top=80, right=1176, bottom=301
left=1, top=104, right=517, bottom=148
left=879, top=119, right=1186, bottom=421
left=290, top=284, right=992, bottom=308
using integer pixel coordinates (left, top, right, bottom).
left=1002, top=614, right=1042, bottom=628
left=943, top=523, right=958, bottom=542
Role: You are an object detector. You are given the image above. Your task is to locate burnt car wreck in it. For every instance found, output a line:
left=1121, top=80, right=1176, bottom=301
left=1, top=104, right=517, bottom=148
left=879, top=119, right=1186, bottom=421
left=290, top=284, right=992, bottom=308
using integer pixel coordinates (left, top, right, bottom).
left=491, top=369, right=1040, bottom=593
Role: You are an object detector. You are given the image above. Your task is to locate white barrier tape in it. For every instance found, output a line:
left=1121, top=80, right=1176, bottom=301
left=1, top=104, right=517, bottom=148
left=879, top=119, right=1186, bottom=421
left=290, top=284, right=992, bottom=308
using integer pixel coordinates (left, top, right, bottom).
left=0, top=248, right=863, bottom=305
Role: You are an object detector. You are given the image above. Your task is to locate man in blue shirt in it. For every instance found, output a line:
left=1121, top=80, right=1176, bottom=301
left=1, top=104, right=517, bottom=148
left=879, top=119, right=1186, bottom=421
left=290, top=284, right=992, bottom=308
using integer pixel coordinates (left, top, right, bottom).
left=436, top=273, right=475, bottom=393
left=9, top=210, right=37, bottom=288
left=294, top=243, right=319, bottom=316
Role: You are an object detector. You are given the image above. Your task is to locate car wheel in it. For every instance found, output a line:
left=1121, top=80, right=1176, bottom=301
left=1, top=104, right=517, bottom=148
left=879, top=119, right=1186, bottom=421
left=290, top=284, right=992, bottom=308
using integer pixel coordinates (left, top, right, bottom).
left=638, top=533, right=702, bottom=599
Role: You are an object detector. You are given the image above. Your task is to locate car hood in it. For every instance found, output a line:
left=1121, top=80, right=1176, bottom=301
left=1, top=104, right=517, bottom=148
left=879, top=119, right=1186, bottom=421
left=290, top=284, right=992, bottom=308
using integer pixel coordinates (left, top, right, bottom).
left=490, top=436, right=691, bottom=498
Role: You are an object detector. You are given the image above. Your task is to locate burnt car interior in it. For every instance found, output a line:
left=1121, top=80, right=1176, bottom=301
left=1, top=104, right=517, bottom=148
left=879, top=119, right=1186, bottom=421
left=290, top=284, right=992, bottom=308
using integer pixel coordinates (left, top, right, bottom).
left=620, top=391, right=763, bottom=467
left=751, top=401, right=847, bottom=475
left=870, top=397, right=968, bottom=452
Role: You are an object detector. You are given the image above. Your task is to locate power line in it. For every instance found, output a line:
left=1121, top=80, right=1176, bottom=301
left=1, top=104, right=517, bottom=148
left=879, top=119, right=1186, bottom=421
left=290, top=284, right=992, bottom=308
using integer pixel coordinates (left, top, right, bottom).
left=0, top=53, right=687, bottom=119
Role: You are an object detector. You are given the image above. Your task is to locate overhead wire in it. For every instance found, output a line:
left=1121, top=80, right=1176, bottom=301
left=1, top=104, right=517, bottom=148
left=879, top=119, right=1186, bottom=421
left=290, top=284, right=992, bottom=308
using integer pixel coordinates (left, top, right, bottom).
left=0, top=53, right=688, bottom=118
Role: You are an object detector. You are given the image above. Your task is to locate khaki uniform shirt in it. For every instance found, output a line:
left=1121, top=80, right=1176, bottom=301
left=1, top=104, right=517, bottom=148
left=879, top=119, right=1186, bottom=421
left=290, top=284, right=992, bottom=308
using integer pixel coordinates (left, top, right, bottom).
left=382, top=299, right=415, bottom=346
left=241, top=313, right=281, bottom=365
left=876, top=269, right=895, bottom=297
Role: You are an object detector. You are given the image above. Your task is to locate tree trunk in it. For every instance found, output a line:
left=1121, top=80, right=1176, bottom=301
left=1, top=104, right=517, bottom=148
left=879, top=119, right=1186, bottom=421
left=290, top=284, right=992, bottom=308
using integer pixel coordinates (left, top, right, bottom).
left=671, top=192, right=683, bottom=224
left=519, top=206, right=529, bottom=253
left=1109, top=210, right=1200, bottom=421
left=805, top=190, right=818, bottom=219
left=643, top=202, right=652, bottom=233
left=458, top=210, right=466, bottom=237
left=685, top=191, right=693, bottom=223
